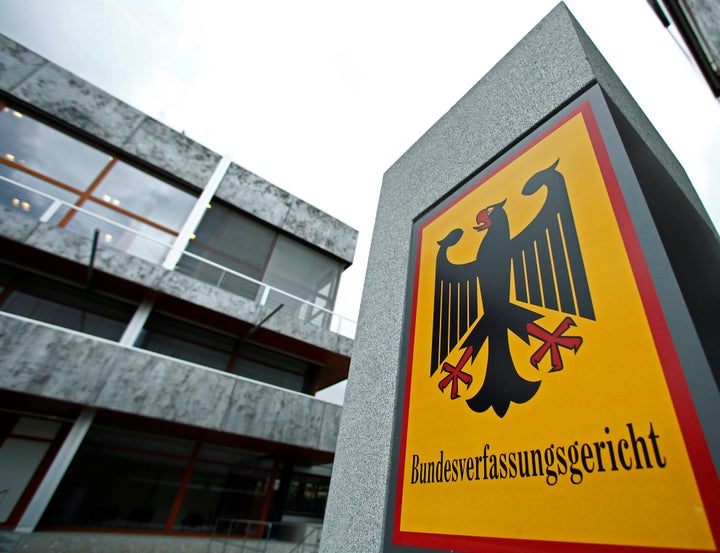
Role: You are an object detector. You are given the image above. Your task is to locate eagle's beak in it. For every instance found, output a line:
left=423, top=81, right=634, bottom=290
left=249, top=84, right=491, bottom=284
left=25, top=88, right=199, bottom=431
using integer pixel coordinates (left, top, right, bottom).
left=473, top=207, right=492, bottom=231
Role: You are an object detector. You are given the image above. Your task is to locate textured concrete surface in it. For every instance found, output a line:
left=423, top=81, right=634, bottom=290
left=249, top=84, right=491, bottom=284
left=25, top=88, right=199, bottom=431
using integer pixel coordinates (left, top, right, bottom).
left=121, top=117, right=220, bottom=190
left=12, top=63, right=145, bottom=151
left=216, top=162, right=294, bottom=227
left=217, top=163, right=358, bottom=264
left=0, top=33, right=358, bottom=263
left=0, top=214, right=350, bottom=355
left=0, top=35, right=45, bottom=91
left=320, top=4, right=717, bottom=553
left=0, top=206, right=39, bottom=242
left=0, top=315, right=342, bottom=453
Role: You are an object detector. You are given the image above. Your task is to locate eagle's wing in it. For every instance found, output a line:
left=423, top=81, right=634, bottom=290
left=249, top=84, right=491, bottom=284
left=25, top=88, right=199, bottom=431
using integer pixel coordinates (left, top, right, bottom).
left=430, top=229, right=479, bottom=376
left=509, top=160, right=595, bottom=320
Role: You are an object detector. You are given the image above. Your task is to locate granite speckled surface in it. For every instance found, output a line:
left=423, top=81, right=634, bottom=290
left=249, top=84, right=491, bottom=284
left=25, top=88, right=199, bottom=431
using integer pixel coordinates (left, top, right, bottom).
left=216, top=162, right=294, bottom=227
left=0, top=34, right=45, bottom=90
left=320, top=4, right=717, bottom=552
left=216, top=163, right=358, bottom=264
left=0, top=316, right=342, bottom=453
left=12, top=63, right=145, bottom=149
left=0, top=206, right=39, bottom=242
left=0, top=213, right=349, bottom=355
left=122, top=117, right=221, bottom=190
left=0, top=34, right=359, bottom=262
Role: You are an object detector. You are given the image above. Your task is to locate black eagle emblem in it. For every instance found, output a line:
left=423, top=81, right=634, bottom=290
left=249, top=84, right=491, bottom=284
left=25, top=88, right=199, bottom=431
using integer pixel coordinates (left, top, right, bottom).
left=431, top=160, right=595, bottom=417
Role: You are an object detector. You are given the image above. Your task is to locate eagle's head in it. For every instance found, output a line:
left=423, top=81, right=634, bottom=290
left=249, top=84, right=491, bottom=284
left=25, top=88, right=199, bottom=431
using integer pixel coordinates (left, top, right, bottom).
left=473, top=199, right=506, bottom=232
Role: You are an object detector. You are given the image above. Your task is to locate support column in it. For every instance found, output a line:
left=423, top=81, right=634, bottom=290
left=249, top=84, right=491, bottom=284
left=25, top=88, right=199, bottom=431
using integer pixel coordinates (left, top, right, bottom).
left=162, top=155, right=232, bottom=270
left=15, top=409, right=95, bottom=533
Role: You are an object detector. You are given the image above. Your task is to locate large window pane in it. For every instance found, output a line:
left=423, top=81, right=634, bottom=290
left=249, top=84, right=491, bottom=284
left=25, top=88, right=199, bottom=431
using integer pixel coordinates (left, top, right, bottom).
left=93, top=161, right=196, bottom=232
left=0, top=164, right=79, bottom=221
left=285, top=472, right=330, bottom=517
left=135, top=312, right=234, bottom=371
left=231, top=343, right=310, bottom=392
left=263, top=237, right=340, bottom=327
left=40, top=426, right=193, bottom=530
left=0, top=107, right=111, bottom=189
left=0, top=271, right=136, bottom=341
left=173, top=444, right=273, bottom=533
left=181, top=203, right=275, bottom=294
left=60, top=201, right=175, bottom=263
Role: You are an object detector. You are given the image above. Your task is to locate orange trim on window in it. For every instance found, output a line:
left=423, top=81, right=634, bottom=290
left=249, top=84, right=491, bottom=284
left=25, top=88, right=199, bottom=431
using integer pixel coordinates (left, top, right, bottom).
left=84, top=196, right=180, bottom=236
left=58, top=158, right=118, bottom=228
left=164, top=440, right=202, bottom=533
left=0, top=157, right=86, bottom=196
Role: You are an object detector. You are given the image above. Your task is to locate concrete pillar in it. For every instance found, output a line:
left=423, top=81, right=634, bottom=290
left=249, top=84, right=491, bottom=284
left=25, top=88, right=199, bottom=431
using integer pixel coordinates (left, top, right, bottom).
left=15, top=409, right=96, bottom=533
left=321, top=4, right=719, bottom=553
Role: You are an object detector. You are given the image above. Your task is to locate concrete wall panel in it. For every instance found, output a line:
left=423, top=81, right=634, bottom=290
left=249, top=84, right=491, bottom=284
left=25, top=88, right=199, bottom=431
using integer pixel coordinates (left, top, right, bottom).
left=0, top=315, right=342, bottom=453
left=12, top=63, right=144, bottom=149
left=0, top=206, right=39, bottom=242
left=122, top=118, right=221, bottom=190
left=0, top=35, right=45, bottom=91
left=216, top=163, right=294, bottom=227
left=0, top=319, right=116, bottom=404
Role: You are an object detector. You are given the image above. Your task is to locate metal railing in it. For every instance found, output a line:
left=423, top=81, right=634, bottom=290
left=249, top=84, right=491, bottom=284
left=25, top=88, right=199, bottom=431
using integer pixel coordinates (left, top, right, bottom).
left=1, top=174, right=356, bottom=338
left=207, top=519, right=322, bottom=553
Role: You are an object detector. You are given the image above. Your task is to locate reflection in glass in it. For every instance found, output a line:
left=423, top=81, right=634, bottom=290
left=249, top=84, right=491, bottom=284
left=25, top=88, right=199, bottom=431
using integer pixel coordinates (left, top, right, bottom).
left=263, top=237, right=341, bottom=327
left=0, top=164, right=78, bottom=221
left=173, top=462, right=271, bottom=533
left=0, top=272, right=136, bottom=341
left=182, top=203, right=276, bottom=292
left=0, top=107, right=111, bottom=189
left=94, top=161, right=196, bottom=232
left=60, top=201, right=175, bottom=264
left=135, top=312, right=234, bottom=371
left=40, top=426, right=192, bottom=530
left=231, top=342, right=311, bottom=393
left=285, top=472, right=330, bottom=517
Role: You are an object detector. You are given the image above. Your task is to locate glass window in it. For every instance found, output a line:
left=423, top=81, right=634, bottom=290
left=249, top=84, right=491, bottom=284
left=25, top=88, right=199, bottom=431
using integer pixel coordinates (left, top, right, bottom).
left=0, top=271, right=136, bottom=341
left=172, top=461, right=272, bottom=533
left=178, top=203, right=276, bottom=299
left=263, top=236, right=341, bottom=327
left=59, top=200, right=176, bottom=264
left=135, top=312, right=234, bottom=371
left=0, top=164, right=78, bottom=221
left=0, top=106, right=199, bottom=265
left=92, top=161, right=196, bottom=232
left=40, top=426, right=193, bottom=530
left=231, top=343, right=311, bottom=393
left=285, top=472, right=330, bottom=517
left=40, top=425, right=277, bottom=533
left=0, top=107, right=111, bottom=189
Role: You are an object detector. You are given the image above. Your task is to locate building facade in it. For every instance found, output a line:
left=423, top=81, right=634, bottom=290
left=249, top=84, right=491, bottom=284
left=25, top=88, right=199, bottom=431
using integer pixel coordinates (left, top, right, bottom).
left=0, top=33, right=357, bottom=550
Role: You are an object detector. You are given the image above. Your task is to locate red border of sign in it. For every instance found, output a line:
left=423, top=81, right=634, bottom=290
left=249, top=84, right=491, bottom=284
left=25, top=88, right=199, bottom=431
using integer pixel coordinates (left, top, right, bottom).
left=392, top=100, right=720, bottom=552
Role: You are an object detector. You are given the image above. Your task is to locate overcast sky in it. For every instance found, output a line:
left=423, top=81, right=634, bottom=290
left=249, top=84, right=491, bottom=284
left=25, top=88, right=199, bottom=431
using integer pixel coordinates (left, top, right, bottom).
left=1, top=1, right=718, bottom=403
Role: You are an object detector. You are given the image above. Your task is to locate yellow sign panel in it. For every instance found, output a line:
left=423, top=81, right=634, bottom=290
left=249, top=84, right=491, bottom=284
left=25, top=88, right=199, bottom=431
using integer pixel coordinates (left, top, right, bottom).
left=392, top=101, right=719, bottom=552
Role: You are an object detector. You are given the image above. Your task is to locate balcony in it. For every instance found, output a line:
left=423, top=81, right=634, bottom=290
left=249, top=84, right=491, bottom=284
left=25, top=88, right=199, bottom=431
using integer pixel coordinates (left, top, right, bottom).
left=0, top=173, right=356, bottom=339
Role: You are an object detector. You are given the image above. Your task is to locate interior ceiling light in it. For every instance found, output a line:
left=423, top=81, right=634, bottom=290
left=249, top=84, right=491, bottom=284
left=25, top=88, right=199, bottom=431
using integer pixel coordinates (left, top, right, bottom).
left=11, top=110, right=23, bottom=118
left=104, top=233, right=113, bottom=243
left=5, top=153, right=15, bottom=161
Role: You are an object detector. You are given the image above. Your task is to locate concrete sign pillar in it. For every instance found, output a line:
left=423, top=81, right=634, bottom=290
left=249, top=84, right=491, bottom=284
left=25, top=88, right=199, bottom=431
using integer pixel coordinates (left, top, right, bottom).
left=321, top=4, right=720, bottom=553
